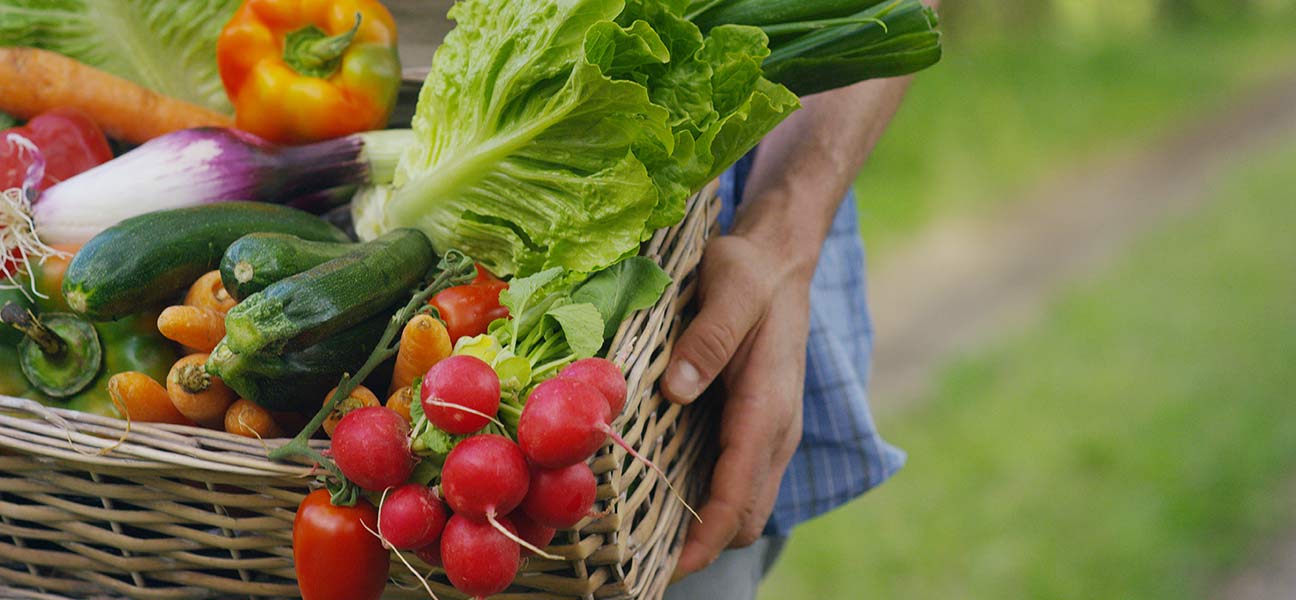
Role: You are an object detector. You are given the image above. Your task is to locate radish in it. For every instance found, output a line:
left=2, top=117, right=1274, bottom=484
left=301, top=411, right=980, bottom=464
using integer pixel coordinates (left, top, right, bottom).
left=330, top=406, right=415, bottom=492
left=517, top=379, right=610, bottom=468
left=441, top=435, right=530, bottom=520
left=521, top=462, right=597, bottom=530
left=421, top=355, right=502, bottom=434
left=441, top=513, right=520, bottom=599
left=519, top=378, right=701, bottom=522
left=414, top=542, right=441, bottom=567
left=508, top=510, right=557, bottom=557
left=558, top=358, right=627, bottom=418
left=378, top=484, right=449, bottom=551
left=440, top=434, right=562, bottom=560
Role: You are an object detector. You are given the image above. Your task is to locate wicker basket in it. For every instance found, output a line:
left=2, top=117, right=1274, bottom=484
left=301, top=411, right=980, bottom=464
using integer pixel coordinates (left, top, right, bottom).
left=0, top=186, right=721, bottom=600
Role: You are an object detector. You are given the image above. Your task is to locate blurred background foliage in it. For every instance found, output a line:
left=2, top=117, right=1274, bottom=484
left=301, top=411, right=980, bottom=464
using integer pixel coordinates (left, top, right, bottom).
left=759, top=1, right=1296, bottom=598
left=852, top=0, right=1296, bottom=255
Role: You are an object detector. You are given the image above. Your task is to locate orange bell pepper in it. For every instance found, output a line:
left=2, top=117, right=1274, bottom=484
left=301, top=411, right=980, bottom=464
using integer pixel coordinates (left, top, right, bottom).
left=217, top=0, right=400, bottom=144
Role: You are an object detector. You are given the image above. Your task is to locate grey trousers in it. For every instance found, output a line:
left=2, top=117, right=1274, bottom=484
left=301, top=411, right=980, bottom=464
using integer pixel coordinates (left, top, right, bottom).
left=662, top=536, right=787, bottom=600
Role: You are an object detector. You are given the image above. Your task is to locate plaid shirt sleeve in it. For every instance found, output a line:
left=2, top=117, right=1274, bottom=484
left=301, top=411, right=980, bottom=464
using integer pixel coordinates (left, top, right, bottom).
left=717, top=157, right=905, bottom=537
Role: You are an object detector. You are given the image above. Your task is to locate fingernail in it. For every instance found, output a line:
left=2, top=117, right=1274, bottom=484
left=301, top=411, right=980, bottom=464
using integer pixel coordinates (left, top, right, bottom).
left=666, top=360, right=701, bottom=403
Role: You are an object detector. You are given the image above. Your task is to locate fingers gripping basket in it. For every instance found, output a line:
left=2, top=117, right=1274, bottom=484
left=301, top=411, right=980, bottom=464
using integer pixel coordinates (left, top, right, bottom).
left=0, top=186, right=722, bottom=600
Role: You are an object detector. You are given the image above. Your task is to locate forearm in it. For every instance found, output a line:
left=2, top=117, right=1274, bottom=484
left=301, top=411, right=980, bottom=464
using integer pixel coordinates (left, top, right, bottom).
left=733, top=76, right=914, bottom=272
left=732, top=0, right=938, bottom=271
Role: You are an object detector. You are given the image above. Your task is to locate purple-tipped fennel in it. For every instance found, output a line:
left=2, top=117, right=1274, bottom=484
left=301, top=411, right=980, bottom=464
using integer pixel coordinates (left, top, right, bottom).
left=25, top=127, right=411, bottom=245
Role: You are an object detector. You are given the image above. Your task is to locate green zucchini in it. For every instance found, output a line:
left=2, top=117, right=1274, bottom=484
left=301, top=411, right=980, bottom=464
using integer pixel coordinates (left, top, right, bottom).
left=220, top=233, right=357, bottom=301
left=206, top=311, right=392, bottom=411
left=63, top=202, right=351, bottom=321
left=222, top=228, right=434, bottom=355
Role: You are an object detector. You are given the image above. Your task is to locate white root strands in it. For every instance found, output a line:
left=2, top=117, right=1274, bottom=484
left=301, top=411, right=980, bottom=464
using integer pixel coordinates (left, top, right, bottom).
left=368, top=488, right=441, bottom=600
left=423, top=399, right=507, bottom=430
left=487, top=510, right=563, bottom=561
left=1, top=134, right=68, bottom=299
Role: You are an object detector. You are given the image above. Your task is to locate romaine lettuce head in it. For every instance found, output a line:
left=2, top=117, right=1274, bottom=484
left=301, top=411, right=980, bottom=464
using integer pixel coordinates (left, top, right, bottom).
left=354, top=0, right=798, bottom=277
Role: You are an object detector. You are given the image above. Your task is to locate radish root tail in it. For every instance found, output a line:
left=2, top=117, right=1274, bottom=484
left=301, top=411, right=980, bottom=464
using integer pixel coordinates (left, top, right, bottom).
left=369, top=488, right=442, bottom=600
left=604, top=426, right=702, bottom=523
left=424, top=398, right=506, bottom=430
left=487, top=510, right=563, bottom=561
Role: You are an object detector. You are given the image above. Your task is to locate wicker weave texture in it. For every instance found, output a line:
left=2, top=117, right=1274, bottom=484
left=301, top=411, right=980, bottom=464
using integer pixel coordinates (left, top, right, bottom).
left=0, top=188, right=720, bottom=600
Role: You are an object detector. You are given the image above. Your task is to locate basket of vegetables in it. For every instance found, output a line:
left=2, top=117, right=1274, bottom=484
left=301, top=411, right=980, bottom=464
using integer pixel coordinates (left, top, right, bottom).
left=0, top=0, right=940, bottom=598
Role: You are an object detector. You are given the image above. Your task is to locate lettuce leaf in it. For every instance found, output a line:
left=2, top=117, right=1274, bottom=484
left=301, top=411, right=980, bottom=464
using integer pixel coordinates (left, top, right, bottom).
left=354, top=0, right=798, bottom=277
left=0, top=0, right=239, bottom=113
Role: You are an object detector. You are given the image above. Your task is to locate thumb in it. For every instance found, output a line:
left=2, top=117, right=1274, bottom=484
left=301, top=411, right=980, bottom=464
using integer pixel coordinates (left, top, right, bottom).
left=662, top=273, right=764, bottom=404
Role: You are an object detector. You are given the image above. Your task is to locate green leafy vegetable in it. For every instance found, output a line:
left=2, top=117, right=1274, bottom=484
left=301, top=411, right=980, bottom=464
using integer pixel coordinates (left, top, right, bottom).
left=352, top=0, right=798, bottom=278
left=572, top=256, right=672, bottom=340
left=408, top=379, right=466, bottom=457
left=0, top=0, right=239, bottom=113
left=542, top=303, right=606, bottom=360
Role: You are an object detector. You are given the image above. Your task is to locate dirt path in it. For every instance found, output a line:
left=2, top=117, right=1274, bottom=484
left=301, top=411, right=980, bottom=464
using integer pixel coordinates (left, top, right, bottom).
left=865, top=72, right=1296, bottom=413
left=860, top=71, right=1296, bottom=600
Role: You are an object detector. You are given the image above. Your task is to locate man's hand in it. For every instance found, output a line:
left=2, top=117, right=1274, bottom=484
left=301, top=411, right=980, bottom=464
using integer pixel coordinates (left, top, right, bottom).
left=660, top=75, right=916, bottom=582
left=662, top=233, right=812, bottom=579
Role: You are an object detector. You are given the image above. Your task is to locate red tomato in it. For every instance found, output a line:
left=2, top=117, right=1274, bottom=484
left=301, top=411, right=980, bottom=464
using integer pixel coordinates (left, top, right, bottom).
left=292, top=489, right=390, bottom=600
left=0, top=108, right=113, bottom=190
left=431, top=264, right=510, bottom=343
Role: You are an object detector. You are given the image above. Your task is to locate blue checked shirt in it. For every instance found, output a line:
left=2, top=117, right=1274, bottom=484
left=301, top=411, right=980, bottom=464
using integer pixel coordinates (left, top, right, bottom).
left=717, top=155, right=905, bottom=536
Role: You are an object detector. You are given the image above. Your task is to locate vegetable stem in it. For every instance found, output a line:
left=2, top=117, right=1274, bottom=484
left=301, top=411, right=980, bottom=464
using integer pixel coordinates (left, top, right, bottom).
left=268, top=250, right=476, bottom=471
left=0, top=302, right=64, bottom=355
left=283, top=13, right=362, bottom=79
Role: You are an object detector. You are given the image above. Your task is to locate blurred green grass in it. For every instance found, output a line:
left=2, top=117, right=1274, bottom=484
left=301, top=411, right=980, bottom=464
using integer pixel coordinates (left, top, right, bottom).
left=760, top=133, right=1296, bottom=599
left=855, top=18, right=1296, bottom=258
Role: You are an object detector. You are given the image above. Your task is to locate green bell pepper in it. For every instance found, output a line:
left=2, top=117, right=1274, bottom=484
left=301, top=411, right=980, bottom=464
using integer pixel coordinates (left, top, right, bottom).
left=67, top=310, right=179, bottom=418
left=1, top=309, right=177, bottom=416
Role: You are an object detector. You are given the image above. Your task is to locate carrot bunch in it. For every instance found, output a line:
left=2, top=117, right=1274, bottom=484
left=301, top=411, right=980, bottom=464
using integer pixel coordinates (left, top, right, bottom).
left=106, top=271, right=459, bottom=440
left=106, top=271, right=287, bottom=438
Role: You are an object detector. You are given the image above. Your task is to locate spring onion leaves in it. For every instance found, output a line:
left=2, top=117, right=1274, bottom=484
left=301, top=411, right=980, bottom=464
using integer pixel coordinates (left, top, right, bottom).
left=687, top=0, right=943, bottom=96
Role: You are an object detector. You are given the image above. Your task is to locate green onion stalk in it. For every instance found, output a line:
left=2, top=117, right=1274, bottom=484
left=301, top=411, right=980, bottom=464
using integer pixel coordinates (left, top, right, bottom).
left=687, top=0, right=943, bottom=96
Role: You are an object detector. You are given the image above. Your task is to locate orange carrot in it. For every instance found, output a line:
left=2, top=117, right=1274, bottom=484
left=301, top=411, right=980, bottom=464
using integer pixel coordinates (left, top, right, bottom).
left=157, top=305, right=226, bottom=353
left=185, top=271, right=237, bottom=315
left=322, top=385, right=381, bottom=438
left=166, top=354, right=237, bottom=428
left=107, top=371, right=194, bottom=426
left=389, top=314, right=452, bottom=395
left=386, top=386, right=415, bottom=423
left=0, top=48, right=233, bottom=144
left=224, top=399, right=283, bottom=439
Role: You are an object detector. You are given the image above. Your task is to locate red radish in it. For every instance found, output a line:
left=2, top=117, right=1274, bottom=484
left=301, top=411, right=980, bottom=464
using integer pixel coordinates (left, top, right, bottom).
left=421, top=355, right=501, bottom=434
left=519, top=379, right=701, bottom=522
left=509, top=510, right=557, bottom=557
left=521, top=462, right=597, bottom=530
left=558, top=358, right=627, bottom=418
left=414, top=542, right=441, bottom=567
left=441, top=513, right=520, bottom=599
left=517, top=379, right=610, bottom=468
left=441, top=435, right=530, bottom=520
left=330, top=406, right=415, bottom=492
left=378, top=484, right=449, bottom=551
left=440, top=434, right=562, bottom=560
